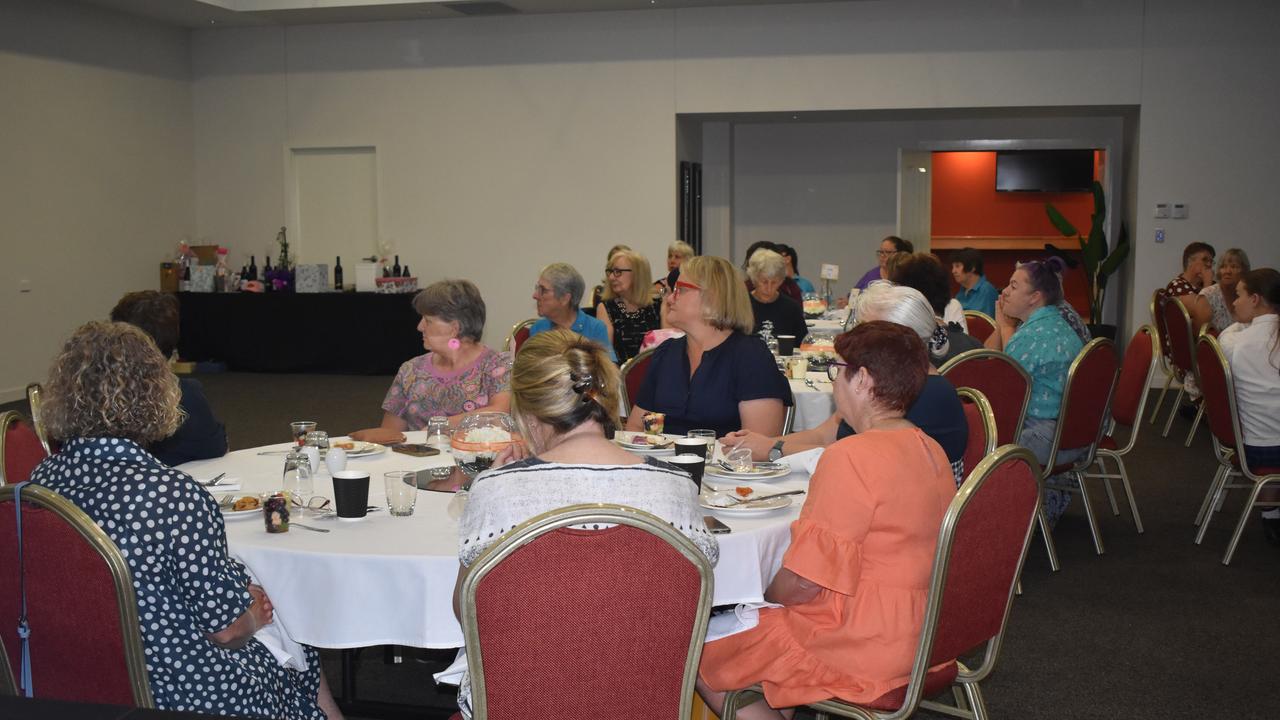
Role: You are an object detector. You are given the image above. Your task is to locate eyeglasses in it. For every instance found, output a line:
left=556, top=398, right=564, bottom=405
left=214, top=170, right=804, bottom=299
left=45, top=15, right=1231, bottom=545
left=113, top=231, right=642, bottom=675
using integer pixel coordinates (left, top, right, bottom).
left=672, top=280, right=702, bottom=298
left=533, top=284, right=555, bottom=297
left=826, top=361, right=850, bottom=382
left=604, top=267, right=633, bottom=277
left=876, top=249, right=894, bottom=257
left=290, top=495, right=331, bottom=512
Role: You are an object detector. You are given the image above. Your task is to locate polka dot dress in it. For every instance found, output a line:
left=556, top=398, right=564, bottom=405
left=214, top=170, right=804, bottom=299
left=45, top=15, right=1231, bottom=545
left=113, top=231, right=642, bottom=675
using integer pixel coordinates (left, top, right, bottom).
left=30, top=438, right=325, bottom=719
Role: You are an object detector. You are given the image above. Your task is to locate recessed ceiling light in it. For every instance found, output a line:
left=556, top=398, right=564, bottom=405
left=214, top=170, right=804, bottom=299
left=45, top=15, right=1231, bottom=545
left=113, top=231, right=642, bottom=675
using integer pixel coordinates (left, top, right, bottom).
left=917, top=167, right=928, bottom=173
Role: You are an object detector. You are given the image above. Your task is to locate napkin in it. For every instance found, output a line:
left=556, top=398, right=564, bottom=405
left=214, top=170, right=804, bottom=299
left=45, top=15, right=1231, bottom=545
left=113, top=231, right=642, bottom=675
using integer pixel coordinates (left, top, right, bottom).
left=254, top=613, right=308, bottom=671
left=434, top=648, right=468, bottom=686
left=784, top=447, right=825, bottom=476
left=705, top=601, right=783, bottom=642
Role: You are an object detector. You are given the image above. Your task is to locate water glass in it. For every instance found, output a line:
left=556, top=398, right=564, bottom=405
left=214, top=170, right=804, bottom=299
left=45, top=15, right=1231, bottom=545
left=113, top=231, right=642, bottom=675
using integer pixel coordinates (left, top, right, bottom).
left=425, top=416, right=452, bottom=453
left=726, top=447, right=755, bottom=473
left=282, top=449, right=314, bottom=504
left=384, top=471, right=418, bottom=517
left=688, top=429, right=716, bottom=461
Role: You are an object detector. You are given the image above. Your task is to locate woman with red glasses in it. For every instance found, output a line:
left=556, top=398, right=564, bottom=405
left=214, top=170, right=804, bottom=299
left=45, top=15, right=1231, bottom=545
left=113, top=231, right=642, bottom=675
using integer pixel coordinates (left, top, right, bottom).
left=625, top=255, right=792, bottom=438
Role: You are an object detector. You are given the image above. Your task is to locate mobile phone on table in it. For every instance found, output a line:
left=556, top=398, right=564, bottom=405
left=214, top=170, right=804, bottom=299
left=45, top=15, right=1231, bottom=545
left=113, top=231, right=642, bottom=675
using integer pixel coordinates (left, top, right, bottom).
left=703, top=516, right=732, bottom=534
left=391, top=443, right=440, bottom=457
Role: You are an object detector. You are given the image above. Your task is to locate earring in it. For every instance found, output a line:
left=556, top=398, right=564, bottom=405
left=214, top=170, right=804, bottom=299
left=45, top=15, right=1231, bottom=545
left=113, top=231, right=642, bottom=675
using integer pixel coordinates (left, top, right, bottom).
left=447, top=338, right=461, bottom=350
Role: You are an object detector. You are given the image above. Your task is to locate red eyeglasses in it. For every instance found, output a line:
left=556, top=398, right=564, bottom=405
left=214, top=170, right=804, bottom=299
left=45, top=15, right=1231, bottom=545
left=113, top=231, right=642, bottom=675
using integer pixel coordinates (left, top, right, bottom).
left=672, top=280, right=702, bottom=298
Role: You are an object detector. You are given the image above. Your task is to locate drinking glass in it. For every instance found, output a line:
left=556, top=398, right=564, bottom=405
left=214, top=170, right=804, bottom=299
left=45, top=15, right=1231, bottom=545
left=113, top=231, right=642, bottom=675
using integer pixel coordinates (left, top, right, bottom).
left=282, top=448, right=314, bottom=504
left=726, top=447, right=755, bottom=473
left=450, top=412, right=520, bottom=488
left=688, top=429, right=716, bottom=462
left=304, top=430, right=330, bottom=452
left=425, top=416, right=452, bottom=453
left=291, top=421, right=317, bottom=446
left=384, top=471, right=418, bottom=517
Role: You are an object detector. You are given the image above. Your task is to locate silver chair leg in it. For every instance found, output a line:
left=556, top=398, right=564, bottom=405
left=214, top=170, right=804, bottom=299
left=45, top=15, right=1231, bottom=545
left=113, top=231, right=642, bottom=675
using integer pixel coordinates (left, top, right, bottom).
left=1183, top=403, right=1205, bottom=447
left=1037, top=505, right=1061, bottom=571
left=1162, top=386, right=1186, bottom=438
left=1116, top=456, right=1144, bottom=534
left=1223, top=480, right=1274, bottom=565
left=1195, top=466, right=1227, bottom=526
left=1103, top=477, right=1121, bottom=516
left=1150, top=372, right=1174, bottom=425
left=964, top=680, right=989, bottom=720
left=1195, top=470, right=1230, bottom=544
left=1074, top=472, right=1106, bottom=555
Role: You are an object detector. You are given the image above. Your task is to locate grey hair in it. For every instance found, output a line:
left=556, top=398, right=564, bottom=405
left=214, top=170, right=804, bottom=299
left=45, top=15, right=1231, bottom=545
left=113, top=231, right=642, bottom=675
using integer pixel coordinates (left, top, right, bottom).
left=1220, top=247, right=1251, bottom=273
left=854, top=281, right=947, bottom=357
left=539, top=262, right=586, bottom=307
left=412, top=279, right=487, bottom=341
left=668, top=240, right=695, bottom=260
left=747, top=249, right=788, bottom=283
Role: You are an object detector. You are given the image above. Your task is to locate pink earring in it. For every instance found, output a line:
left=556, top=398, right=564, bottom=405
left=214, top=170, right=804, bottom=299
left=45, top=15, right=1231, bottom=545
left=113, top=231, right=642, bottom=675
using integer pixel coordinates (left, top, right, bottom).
left=447, top=338, right=461, bottom=350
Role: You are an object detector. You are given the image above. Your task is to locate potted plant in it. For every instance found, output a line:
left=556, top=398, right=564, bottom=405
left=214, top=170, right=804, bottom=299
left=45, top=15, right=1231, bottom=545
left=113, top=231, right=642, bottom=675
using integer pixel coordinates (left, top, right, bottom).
left=1045, top=180, right=1130, bottom=338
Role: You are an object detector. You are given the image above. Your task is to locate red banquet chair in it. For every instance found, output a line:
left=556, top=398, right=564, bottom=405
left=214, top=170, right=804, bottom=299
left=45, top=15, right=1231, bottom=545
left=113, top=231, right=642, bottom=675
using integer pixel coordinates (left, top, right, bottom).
left=618, top=347, right=657, bottom=421
left=1082, top=326, right=1159, bottom=534
left=0, top=412, right=48, bottom=486
left=720, top=445, right=1043, bottom=720
left=962, top=311, right=997, bottom=343
left=25, top=384, right=54, bottom=456
left=503, top=318, right=537, bottom=355
left=1191, top=334, right=1280, bottom=565
left=938, top=350, right=1031, bottom=452
left=1040, top=338, right=1120, bottom=556
left=955, top=387, right=997, bottom=479
left=0, top=483, right=153, bottom=707
left=456, top=504, right=713, bottom=720
left=1159, top=296, right=1205, bottom=446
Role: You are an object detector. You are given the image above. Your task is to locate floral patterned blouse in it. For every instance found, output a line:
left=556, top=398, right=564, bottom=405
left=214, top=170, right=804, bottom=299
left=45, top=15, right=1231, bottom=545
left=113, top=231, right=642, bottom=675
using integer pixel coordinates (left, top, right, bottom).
left=1005, top=305, right=1087, bottom=420
left=382, top=347, right=512, bottom=429
left=1199, top=284, right=1234, bottom=332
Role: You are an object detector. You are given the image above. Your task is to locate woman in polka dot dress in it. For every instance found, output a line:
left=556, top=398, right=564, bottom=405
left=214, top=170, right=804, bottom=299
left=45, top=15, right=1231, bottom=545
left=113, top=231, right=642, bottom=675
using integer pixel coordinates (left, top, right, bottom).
left=28, top=321, right=342, bottom=719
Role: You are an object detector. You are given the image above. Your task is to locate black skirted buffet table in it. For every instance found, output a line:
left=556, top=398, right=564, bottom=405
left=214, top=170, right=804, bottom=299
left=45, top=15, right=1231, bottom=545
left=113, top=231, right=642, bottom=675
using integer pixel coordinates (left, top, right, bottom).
left=176, top=292, right=422, bottom=375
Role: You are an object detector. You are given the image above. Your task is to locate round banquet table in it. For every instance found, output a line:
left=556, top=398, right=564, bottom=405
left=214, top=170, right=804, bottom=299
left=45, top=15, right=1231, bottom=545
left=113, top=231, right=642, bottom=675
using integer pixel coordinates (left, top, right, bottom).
left=176, top=432, right=810, bottom=652
left=788, top=372, right=836, bottom=432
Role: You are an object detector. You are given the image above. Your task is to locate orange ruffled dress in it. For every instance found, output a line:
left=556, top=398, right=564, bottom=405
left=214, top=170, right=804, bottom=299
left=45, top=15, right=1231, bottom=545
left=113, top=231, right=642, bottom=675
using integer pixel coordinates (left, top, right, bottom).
left=700, top=427, right=955, bottom=708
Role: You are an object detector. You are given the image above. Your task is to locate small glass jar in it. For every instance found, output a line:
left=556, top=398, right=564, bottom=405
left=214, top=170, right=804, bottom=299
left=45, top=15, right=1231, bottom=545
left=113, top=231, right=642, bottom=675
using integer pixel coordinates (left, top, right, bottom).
left=264, top=493, right=290, bottom=533
left=425, top=416, right=452, bottom=453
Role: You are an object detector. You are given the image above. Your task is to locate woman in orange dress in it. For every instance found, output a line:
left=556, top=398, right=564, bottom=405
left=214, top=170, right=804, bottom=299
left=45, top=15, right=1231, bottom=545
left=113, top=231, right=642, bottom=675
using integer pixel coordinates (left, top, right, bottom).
left=697, top=320, right=956, bottom=719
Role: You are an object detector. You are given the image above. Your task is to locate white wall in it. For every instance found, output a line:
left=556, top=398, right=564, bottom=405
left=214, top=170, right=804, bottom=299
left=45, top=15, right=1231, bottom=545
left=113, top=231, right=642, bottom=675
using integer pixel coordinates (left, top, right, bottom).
left=193, top=12, right=678, bottom=347
left=0, top=0, right=193, bottom=402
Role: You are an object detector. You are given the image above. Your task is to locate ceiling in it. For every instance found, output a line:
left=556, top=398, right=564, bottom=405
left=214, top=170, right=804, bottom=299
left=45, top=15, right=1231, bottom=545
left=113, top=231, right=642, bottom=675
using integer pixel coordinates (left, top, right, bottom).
left=73, top=0, right=851, bottom=27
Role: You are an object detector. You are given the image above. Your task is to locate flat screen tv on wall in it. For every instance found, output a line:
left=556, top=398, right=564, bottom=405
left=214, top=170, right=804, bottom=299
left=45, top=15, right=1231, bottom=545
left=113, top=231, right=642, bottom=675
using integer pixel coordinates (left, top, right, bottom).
left=995, top=149, right=1095, bottom=192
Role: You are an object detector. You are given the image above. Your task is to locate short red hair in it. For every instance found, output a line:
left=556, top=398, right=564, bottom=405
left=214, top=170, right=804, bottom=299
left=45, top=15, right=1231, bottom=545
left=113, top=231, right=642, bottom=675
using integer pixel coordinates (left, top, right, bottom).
left=834, top=321, right=929, bottom=413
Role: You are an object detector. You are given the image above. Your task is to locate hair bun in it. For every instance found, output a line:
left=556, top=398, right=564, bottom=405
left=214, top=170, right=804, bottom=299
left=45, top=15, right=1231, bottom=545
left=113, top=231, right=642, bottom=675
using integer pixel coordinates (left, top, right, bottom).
left=1044, top=256, right=1067, bottom=275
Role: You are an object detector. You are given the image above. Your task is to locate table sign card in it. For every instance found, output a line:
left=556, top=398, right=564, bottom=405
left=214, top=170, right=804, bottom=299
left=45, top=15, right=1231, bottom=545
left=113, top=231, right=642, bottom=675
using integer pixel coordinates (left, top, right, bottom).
left=819, top=263, right=840, bottom=281
left=295, top=264, right=330, bottom=293
left=356, top=263, right=379, bottom=292
left=189, top=265, right=216, bottom=293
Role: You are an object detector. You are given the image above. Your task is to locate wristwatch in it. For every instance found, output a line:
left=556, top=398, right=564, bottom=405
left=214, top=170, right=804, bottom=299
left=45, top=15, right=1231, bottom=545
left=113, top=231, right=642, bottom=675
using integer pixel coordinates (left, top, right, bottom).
left=768, top=440, right=786, bottom=462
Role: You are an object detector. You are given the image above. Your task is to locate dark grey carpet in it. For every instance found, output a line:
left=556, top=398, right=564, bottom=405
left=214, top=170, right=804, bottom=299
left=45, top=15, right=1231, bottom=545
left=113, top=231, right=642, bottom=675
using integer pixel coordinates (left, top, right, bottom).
left=4, top=375, right=1274, bottom=718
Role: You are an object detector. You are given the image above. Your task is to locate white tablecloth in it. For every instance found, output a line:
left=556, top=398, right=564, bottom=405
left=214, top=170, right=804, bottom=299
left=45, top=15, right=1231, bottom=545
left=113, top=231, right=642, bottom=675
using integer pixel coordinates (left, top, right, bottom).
left=177, top=432, right=807, bottom=651
left=788, top=372, right=836, bottom=432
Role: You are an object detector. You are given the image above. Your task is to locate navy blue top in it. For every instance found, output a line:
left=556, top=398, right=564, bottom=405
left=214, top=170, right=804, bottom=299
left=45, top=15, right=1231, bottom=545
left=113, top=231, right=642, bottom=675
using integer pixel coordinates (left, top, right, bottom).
left=635, top=331, right=792, bottom=437
left=837, top=375, right=967, bottom=463
left=150, top=378, right=227, bottom=467
left=30, top=438, right=324, bottom=717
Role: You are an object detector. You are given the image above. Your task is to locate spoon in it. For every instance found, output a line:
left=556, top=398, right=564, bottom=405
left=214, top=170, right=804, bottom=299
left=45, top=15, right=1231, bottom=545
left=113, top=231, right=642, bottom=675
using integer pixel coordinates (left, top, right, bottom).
left=291, top=523, right=330, bottom=533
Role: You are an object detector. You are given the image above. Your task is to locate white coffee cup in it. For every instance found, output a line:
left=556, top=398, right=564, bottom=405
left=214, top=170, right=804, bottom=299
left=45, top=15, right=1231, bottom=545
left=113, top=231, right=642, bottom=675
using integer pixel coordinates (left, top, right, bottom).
left=325, top=447, right=348, bottom=475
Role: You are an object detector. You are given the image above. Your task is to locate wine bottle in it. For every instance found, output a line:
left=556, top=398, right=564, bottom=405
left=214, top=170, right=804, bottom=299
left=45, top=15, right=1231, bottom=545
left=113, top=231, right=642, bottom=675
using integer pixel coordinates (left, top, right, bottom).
left=248, top=255, right=258, bottom=281
left=392, top=255, right=401, bottom=278
left=334, top=256, right=344, bottom=291
left=401, top=265, right=410, bottom=278
left=382, top=264, right=391, bottom=278
left=180, top=263, right=191, bottom=292
left=263, top=257, right=273, bottom=291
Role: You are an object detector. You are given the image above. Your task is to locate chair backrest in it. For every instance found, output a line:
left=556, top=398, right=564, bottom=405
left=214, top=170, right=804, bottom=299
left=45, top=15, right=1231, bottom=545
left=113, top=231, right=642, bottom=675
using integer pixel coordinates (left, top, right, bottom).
left=0, top=637, right=14, bottom=696
left=955, top=388, right=997, bottom=477
left=895, top=445, right=1042, bottom=711
left=1046, top=338, right=1119, bottom=473
left=1112, top=325, right=1159, bottom=428
left=963, top=311, right=997, bottom=343
left=0, top=413, right=48, bottom=487
left=1161, top=295, right=1197, bottom=377
left=0, top=484, right=153, bottom=707
left=24, top=384, right=54, bottom=456
left=938, top=349, right=1032, bottom=447
left=1151, top=288, right=1174, bottom=365
left=618, top=347, right=657, bottom=419
left=1195, top=334, right=1251, bottom=474
left=461, top=504, right=713, bottom=720
left=504, top=319, right=537, bottom=354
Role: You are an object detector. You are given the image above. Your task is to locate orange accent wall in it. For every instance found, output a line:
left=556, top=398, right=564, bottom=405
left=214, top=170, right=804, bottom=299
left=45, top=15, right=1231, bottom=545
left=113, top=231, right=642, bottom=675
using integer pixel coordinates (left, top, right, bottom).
left=931, top=151, right=1101, bottom=237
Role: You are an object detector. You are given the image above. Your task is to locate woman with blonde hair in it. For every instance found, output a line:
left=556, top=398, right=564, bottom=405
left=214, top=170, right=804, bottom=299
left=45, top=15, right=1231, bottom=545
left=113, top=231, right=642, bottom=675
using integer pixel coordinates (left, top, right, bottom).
left=1192, top=248, right=1251, bottom=333
left=449, top=329, right=718, bottom=716
left=626, top=255, right=792, bottom=437
left=29, top=322, right=342, bottom=719
left=596, top=248, right=664, bottom=363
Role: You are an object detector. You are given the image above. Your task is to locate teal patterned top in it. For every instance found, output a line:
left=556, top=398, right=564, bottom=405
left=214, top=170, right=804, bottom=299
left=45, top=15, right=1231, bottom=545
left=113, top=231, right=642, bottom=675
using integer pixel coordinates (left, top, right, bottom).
left=1005, top=305, right=1086, bottom=419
